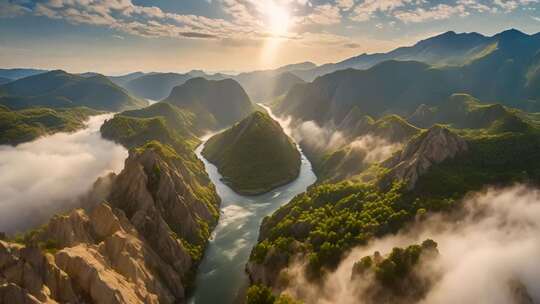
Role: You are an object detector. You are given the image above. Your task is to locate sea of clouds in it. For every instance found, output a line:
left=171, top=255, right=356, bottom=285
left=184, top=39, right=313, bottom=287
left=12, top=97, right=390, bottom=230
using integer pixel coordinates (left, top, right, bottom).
left=0, top=114, right=128, bottom=233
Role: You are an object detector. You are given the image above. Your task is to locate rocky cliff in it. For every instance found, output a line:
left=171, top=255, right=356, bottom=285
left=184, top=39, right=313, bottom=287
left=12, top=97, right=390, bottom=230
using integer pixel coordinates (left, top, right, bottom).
left=381, top=125, right=468, bottom=190
left=0, top=141, right=220, bottom=303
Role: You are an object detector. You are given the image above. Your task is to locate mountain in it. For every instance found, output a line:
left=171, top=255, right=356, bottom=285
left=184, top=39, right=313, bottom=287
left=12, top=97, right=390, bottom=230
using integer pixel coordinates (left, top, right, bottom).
left=0, top=138, right=221, bottom=303
left=0, top=100, right=224, bottom=303
left=276, top=60, right=454, bottom=124
left=162, top=77, right=256, bottom=131
left=235, top=71, right=306, bottom=103
left=0, top=70, right=147, bottom=111
left=233, top=62, right=314, bottom=102
left=380, top=125, right=469, bottom=190
left=108, top=72, right=148, bottom=86
left=202, top=111, right=301, bottom=195
left=276, top=30, right=540, bottom=127
left=0, top=106, right=99, bottom=145
left=122, top=71, right=227, bottom=100
left=408, top=93, right=530, bottom=133
left=0, top=77, right=12, bottom=85
left=312, top=115, right=421, bottom=183
left=123, top=73, right=194, bottom=100
left=248, top=109, right=540, bottom=291
left=292, top=30, right=502, bottom=81
left=100, top=102, right=200, bottom=149
left=0, top=68, right=47, bottom=80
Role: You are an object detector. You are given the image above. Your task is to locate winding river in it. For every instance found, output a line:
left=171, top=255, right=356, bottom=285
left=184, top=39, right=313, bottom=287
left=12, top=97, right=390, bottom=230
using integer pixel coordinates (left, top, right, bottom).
left=190, top=118, right=316, bottom=303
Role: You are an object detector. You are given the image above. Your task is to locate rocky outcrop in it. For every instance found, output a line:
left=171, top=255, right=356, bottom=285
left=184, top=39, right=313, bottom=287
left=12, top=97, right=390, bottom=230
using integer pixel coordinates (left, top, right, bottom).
left=381, top=125, right=468, bottom=190
left=1, top=142, right=220, bottom=303
left=0, top=240, right=78, bottom=303
left=109, top=145, right=219, bottom=245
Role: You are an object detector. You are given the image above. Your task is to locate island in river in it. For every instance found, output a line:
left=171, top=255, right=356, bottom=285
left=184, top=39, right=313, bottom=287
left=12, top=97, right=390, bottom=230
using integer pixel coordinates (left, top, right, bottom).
left=202, top=111, right=301, bottom=195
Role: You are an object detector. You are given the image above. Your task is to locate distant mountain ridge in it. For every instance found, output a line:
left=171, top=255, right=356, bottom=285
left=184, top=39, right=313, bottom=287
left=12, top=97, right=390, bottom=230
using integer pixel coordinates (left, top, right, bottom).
left=0, top=68, right=48, bottom=80
left=118, top=65, right=309, bottom=103
left=292, top=29, right=536, bottom=81
left=0, top=70, right=146, bottom=111
left=121, top=71, right=228, bottom=100
left=275, top=29, right=540, bottom=128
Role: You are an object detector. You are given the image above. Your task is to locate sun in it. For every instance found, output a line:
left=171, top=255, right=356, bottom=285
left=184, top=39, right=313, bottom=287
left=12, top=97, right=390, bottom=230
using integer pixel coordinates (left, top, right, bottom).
left=266, top=3, right=290, bottom=36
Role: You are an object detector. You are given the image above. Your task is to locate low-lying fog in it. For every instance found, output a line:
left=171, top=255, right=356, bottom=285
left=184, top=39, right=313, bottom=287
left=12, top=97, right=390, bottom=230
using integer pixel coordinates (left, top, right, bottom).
left=0, top=114, right=128, bottom=234
left=283, top=185, right=540, bottom=304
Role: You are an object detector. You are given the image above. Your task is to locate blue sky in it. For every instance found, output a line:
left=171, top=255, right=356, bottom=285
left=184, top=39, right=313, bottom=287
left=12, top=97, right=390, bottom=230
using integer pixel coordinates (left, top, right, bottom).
left=1, top=0, right=540, bottom=74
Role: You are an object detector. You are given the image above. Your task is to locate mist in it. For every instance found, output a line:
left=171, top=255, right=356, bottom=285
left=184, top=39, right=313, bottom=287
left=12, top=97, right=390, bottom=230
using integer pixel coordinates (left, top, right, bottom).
left=281, top=185, right=540, bottom=304
left=0, top=114, right=128, bottom=234
left=349, top=135, right=402, bottom=164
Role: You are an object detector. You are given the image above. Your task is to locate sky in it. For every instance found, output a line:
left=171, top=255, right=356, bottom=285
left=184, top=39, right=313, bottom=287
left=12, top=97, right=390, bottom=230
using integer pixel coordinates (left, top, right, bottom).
left=1, top=0, right=540, bottom=75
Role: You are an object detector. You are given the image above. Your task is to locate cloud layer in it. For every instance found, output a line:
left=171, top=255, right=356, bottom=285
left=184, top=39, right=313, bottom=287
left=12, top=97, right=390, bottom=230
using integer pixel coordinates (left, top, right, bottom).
left=0, top=114, right=128, bottom=233
left=4, top=0, right=537, bottom=45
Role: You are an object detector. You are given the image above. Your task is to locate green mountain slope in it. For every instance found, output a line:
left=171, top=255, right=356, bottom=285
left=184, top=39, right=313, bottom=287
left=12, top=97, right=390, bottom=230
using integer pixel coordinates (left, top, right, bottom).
left=0, top=68, right=47, bottom=80
left=276, top=61, right=454, bottom=124
left=0, top=106, right=100, bottom=145
left=308, top=114, right=420, bottom=183
left=202, top=111, right=301, bottom=195
left=248, top=105, right=540, bottom=287
left=0, top=70, right=147, bottom=111
left=408, top=93, right=530, bottom=134
left=0, top=77, right=12, bottom=85
left=163, top=77, right=256, bottom=131
left=100, top=102, right=200, bottom=150
left=276, top=31, right=540, bottom=126
left=292, top=29, right=525, bottom=81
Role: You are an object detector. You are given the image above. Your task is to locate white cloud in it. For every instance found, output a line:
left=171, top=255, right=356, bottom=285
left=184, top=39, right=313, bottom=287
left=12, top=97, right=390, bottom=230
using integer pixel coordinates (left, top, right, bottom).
left=394, top=4, right=469, bottom=23
left=350, top=0, right=411, bottom=21
left=0, top=114, right=127, bottom=233
left=0, top=1, right=29, bottom=18
left=350, top=0, right=538, bottom=22
left=303, top=4, right=342, bottom=25
left=336, top=0, right=355, bottom=10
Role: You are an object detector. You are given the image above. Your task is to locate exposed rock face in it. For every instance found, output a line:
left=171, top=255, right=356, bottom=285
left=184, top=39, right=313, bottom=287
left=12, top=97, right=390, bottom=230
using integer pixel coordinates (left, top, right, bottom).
left=1, top=144, right=220, bottom=303
left=0, top=241, right=78, bottom=303
left=110, top=146, right=219, bottom=244
left=381, top=125, right=468, bottom=190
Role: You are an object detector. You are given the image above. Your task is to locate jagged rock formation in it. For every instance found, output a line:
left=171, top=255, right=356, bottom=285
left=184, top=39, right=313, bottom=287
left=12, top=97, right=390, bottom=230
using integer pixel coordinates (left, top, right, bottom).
left=109, top=142, right=219, bottom=246
left=0, top=141, right=220, bottom=303
left=381, top=125, right=468, bottom=190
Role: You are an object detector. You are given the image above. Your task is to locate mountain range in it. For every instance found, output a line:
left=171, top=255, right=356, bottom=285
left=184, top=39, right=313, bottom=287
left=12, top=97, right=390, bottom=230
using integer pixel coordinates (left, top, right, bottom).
left=274, top=29, right=540, bottom=130
left=290, top=29, right=536, bottom=81
left=0, top=70, right=147, bottom=111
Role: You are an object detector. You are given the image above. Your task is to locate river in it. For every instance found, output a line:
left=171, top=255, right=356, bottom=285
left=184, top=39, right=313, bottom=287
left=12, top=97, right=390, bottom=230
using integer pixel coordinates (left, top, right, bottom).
left=190, top=115, right=316, bottom=303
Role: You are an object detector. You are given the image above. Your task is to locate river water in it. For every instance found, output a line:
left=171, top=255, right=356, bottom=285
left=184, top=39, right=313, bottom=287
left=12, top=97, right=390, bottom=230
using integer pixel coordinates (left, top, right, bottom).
left=190, top=119, right=316, bottom=303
